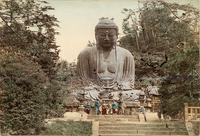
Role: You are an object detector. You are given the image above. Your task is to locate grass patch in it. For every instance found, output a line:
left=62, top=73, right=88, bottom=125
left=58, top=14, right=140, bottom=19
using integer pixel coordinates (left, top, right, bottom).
left=40, top=120, right=92, bottom=136
left=192, top=121, right=200, bottom=136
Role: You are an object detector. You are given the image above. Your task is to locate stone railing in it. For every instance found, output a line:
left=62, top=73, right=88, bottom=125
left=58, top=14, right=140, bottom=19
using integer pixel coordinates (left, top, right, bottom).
left=184, top=103, right=200, bottom=121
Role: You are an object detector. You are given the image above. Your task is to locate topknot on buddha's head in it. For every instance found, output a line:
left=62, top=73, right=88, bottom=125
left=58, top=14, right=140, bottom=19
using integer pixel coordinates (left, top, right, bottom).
left=95, top=17, right=118, bottom=33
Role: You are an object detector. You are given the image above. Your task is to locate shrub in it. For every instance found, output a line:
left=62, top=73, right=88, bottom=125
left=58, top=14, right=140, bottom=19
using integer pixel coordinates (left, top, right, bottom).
left=41, top=120, right=92, bottom=136
left=0, top=52, right=48, bottom=134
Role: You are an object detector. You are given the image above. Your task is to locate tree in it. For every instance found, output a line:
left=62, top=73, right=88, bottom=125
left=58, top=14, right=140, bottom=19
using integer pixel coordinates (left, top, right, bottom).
left=0, top=49, right=48, bottom=134
left=0, top=0, right=65, bottom=133
left=46, top=60, right=71, bottom=117
left=0, top=0, right=60, bottom=78
left=121, top=1, right=198, bottom=77
left=120, top=0, right=199, bottom=117
left=0, top=0, right=65, bottom=117
left=87, top=41, right=96, bottom=47
left=159, top=45, right=200, bottom=117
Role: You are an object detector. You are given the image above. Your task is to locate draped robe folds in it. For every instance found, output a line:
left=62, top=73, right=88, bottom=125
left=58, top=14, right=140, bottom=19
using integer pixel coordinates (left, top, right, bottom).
left=77, top=46, right=135, bottom=89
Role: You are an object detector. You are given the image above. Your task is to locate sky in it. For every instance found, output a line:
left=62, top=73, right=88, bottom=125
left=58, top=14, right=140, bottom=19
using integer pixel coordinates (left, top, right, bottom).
left=48, top=0, right=140, bottom=62
left=23, top=0, right=200, bottom=62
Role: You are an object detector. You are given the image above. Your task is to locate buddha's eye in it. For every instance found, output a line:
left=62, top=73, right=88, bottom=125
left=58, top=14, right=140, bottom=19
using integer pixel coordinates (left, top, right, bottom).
left=100, top=34, right=105, bottom=37
left=108, top=34, right=115, bottom=37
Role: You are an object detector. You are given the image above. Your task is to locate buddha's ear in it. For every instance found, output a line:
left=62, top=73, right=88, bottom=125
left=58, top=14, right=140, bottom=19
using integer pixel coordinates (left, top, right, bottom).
left=116, top=33, right=119, bottom=38
left=115, top=29, right=119, bottom=38
left=95, top=33, right=99, bottom=47
left=95, top=33, right=99, bottom=44
left=95, top=33, right=98, bottom=40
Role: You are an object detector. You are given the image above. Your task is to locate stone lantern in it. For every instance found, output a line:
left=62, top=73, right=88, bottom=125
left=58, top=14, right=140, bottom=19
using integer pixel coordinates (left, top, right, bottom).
left=146, top=98, right=152, bottom=112
left=139, top=91, right=145, bottom=106
left=77, top=91, right=87, bottom=112
left=146, top=98, right=152, bottom=107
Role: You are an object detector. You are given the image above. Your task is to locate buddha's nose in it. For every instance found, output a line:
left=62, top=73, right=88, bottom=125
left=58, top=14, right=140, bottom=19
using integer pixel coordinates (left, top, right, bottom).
left=104, top=34, right=109, bottom=41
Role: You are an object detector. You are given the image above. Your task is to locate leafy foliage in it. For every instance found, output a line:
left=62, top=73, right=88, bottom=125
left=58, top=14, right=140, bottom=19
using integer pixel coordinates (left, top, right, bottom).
left=0, top=0, right=65, bottom=134
left=0, top=0, right=60, bottom=77
left=192, top=121, right=200, bottom=135
left=0, top=51, right=48, bottom=134
left=44, top=79, right=65, bottom=118
left=87, top=41, right=96, bottom=47
left=159, top=46, right=200, bottom=117
left=120, top=0, right=199, bottom=117
left=55, top=60, right=73, bottom=96
left=40, top=120, right=92, bottom=136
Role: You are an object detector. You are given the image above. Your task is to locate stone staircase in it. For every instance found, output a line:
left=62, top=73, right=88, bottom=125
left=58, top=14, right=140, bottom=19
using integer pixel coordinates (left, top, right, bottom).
left=88, top=114, right=189, bottom=136
left=99, top=121, right=189, bottom=136
left=88, top=114, right=140, bottom=122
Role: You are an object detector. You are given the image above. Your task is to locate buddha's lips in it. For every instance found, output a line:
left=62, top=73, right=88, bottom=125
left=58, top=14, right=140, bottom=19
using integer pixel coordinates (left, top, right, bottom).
left=102, top=41, right=115, bottom=44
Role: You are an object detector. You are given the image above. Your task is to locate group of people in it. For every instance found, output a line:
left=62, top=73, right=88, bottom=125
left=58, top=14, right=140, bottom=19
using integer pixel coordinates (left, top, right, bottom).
left=84, top=96, right=147, bottom=122
left=94, top=99, right=126, bottom=115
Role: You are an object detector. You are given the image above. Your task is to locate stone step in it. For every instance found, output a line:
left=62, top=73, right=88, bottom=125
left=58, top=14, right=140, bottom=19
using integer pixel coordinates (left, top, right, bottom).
left=88, top=115, right=139, bottom=117
left=96, top=116, right=188, bottom=136
left=99, top=123, right=186, bottom=128
left=88, top=117, right=139, bottom=120
left=99, top=129, right=187, bottom=133
left=88, top=115, right=139, bottom=119
left=99, top=134, right=189, bottom=136
left=99, top=127, right=187, bottom=131
left=99, top=135, right=146, bottom=136
left=93, top=118, right=139, bottom=122
left=90, top=117, right=139, bottom=118
left=99, top=121, right=185, bottom=124
left=99, top=126, right=186, bottom=129
left=88, top=115, right=140, bottom=121
left=99, top=130, right=188, bottom=135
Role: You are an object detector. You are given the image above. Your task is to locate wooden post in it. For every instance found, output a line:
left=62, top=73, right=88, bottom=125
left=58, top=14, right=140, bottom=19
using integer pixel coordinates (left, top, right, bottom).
left=195, top=108, right=197, bottom=120
left=184, top=103, right=188, bottom=122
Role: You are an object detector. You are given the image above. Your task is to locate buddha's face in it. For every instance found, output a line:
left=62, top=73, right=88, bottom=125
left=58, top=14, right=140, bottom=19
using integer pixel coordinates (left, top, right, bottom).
left=95, top=28, right=118, bottom=49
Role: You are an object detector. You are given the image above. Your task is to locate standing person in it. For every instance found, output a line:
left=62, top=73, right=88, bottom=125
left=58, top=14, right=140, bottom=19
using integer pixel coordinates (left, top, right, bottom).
left=95, top=99, right=100, bottom=115
left=106, top=101, right=112, bottom=115
left=157, top=109, right=162, bottom=120
left=140, top=106, right=147, bottom=122
left=112, top=100, right=118, bottom=114
left=101, top=101, right=107, bottom=115
left=118, top=93, right=126, bottom=115
left=84, top=101, right=91, bottom=114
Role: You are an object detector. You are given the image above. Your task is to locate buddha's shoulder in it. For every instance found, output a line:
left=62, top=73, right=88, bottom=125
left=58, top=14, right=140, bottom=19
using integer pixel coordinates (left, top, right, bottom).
left=116, top=46, right=133, bottom=56
left=79, top=47, right=97, bottom=56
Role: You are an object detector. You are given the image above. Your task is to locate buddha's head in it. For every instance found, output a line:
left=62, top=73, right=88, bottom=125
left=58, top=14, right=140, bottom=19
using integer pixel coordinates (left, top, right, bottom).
left=95, top=17, right=118, bottom=50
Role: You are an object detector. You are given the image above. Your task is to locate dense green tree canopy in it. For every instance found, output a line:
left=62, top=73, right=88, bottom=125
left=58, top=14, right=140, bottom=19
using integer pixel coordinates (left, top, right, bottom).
left=0, top=50, right=48, bottom=134
left=0, top=0, right=65, bottom=134
left=120, top=0, right=199, bottom=117
left=0, top=0, right=60, bottom=78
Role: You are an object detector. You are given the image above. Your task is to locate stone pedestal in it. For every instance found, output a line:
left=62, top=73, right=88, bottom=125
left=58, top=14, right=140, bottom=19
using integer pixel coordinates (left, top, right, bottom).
left=78, top=104, right=85, bottom=112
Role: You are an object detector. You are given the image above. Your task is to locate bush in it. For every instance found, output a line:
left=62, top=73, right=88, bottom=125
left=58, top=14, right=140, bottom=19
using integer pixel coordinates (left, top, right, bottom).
left=41, top=120, right=92, bottom=136
left=192, top=121, right=200, bottom=135
left=0, top=52, right=48, bottom=134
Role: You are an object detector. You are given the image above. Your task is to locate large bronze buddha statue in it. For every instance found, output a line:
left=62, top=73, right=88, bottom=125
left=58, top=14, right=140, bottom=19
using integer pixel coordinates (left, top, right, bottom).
left=77, top=17, right=135, bottom=90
